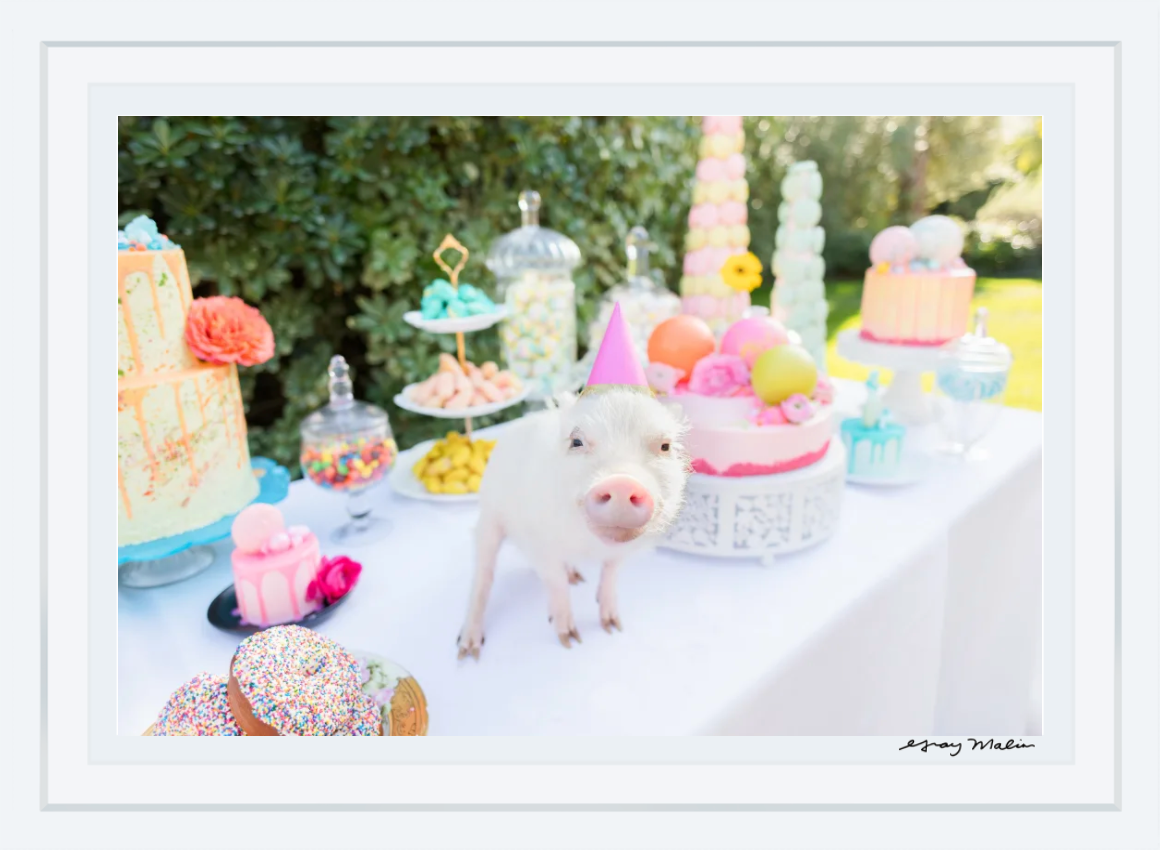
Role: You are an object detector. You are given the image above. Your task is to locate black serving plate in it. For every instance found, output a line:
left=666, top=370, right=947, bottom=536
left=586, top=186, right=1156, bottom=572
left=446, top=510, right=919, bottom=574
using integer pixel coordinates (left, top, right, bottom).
left=207, top=583, right=351, bottom=635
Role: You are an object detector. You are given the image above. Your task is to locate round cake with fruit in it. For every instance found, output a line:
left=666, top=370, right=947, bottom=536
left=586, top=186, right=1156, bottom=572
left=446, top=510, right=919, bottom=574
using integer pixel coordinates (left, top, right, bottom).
left=646, top=313, right=834, bottom=477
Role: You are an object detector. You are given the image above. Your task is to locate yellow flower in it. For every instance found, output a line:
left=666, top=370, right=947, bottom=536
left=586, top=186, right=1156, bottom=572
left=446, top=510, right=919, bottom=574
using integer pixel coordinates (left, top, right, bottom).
left=720, top=252, right=763, bottom=293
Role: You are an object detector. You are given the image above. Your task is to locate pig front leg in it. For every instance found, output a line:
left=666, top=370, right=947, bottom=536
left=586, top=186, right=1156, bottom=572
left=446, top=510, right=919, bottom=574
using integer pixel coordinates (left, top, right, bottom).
left=565, top=564, right=585, bottom=585
left=457, top=515, right=504, bottom=660
left=544, top=565, right=582, bottom=648
left=597, top=559, right=623, bottom=632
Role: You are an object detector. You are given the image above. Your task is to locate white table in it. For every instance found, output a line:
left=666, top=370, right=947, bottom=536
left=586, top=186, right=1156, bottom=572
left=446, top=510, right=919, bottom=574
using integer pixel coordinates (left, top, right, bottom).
left=118, top=381, right=1043, bottom=736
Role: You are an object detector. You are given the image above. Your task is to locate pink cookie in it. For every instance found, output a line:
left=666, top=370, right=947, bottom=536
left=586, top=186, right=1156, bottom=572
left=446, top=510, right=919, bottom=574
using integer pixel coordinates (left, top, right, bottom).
left=231, top=504, right=285, bottom=555
left=695, top=158, right=726, bottom=182
left=703, top=115, right=743, bottom=135
left=688, top=203, right=720, bottom=229
left=723, top=153, right=746, bottom=180
left=718, top=200, right=748, bottom=226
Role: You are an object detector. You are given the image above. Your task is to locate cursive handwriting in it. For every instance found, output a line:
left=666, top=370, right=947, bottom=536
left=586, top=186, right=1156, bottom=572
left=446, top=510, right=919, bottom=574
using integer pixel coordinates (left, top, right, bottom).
left=899, top=738, right=1036, bottom=757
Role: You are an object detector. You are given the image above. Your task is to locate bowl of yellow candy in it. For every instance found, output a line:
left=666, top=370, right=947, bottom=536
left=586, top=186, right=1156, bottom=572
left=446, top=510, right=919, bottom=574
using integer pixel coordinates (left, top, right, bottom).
left=389, top=432, right=497, bottom=502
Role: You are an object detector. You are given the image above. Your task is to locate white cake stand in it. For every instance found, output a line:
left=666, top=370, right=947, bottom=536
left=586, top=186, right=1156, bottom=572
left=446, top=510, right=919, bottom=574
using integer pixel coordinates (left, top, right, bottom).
left=836, top=328, right=943, bottom=425
left=659, top=440, right=846, bottom=567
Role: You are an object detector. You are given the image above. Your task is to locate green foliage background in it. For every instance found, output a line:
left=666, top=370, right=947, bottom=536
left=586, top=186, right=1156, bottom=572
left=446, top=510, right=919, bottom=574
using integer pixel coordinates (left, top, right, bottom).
left=118, top=116, right=1041, bottom=475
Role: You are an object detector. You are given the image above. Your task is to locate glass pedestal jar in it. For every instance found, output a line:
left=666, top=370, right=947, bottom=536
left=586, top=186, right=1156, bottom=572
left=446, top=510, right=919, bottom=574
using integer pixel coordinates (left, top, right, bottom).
left=933, top=308, right=1014, bottom=459
left=587, top=226, right=681, bottom=368
left=487, top=190, right=582, bottom=402
left=300, top=356, right=398, bottom=544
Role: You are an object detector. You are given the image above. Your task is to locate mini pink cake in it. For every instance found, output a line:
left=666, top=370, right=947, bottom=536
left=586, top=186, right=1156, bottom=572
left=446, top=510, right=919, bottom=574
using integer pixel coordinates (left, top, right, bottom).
left=230, top=504, right=322, bottom=627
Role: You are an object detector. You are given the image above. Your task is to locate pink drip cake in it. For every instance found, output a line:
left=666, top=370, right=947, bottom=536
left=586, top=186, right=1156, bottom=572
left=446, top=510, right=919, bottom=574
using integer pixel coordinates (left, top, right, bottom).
left=230, top=504, right=322, bottom=627
left=679, top=115, right=751, bottom=334
left=647, top=313, right=834, bottom=478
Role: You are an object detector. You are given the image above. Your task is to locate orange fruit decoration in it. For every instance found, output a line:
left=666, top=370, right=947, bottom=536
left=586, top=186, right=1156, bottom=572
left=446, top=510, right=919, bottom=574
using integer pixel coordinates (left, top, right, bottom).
left=647, top=315, right=717, bottom=379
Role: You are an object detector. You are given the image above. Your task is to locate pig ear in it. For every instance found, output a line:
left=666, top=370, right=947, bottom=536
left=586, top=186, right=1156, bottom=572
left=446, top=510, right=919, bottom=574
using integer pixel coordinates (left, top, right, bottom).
left=551, top=391, right=578, bottom=413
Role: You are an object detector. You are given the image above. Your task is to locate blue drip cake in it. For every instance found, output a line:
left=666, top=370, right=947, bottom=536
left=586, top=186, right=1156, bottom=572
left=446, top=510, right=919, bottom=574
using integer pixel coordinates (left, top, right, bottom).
left=840, top=372, right=906, bottom=478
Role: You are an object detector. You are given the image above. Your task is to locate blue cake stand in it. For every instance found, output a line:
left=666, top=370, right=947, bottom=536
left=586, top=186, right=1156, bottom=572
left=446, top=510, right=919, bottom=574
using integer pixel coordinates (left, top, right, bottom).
left=118, top=457, right=291, bottom=588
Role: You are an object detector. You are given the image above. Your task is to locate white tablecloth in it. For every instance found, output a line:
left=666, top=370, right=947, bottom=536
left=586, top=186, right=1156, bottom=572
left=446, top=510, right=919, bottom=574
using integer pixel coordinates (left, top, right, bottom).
left=118, top=381, right=1043, bottom=736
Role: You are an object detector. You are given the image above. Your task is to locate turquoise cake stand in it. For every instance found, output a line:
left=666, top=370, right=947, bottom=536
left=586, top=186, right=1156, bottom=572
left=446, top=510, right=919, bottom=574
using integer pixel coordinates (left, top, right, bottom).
left=118, top=457, right=291, bottom=588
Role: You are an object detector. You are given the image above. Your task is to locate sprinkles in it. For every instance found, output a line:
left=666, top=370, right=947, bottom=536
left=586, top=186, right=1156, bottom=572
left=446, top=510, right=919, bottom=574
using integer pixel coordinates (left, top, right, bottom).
left=231, top=625, right=381, bottom=736
left=151, top=673, right=243, bottom=736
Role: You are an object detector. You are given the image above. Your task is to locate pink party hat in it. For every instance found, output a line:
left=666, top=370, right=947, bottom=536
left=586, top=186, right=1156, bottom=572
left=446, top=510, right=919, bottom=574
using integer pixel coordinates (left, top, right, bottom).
left=585, top=302, right=651, bottom=393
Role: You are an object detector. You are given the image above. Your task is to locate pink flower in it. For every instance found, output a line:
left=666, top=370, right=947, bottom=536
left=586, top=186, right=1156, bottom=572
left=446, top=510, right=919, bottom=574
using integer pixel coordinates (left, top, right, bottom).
left=313, top=555, right=362, bottom=604
left=185, top=296, right=275, bottom=367
left=645, top=362, right=686, bottom=395
left=688, top=354, right=750, bottom=397
left=780, top=393, right=814, bottom=424
left=813, top=375, right=835, bottom=405
left=373, top=687, right=395, bottom=707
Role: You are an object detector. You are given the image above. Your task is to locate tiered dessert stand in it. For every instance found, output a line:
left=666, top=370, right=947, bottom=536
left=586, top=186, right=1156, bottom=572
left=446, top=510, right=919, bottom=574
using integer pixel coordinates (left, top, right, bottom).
left=660, top=440, right=846, bottom=567
left=391, top=235, right=528, bottom=501
left=836, top=328, right=943, bottom=425
left=117, top=457, right=291, bottom=588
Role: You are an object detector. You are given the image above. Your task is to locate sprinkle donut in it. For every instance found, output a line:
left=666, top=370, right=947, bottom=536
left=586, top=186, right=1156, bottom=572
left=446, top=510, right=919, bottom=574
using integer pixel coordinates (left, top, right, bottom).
left=151, top=673, right=244, bottom=736
left=227, top=625, right=382, bottom=736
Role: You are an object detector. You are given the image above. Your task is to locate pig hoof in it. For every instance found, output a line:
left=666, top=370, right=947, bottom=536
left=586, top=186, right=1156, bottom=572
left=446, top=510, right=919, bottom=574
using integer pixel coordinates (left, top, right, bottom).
left=601, top=616, right=622, bottom=633
left=558, top=628, right=582, bottom=648
left=457, top=628, right=485, bottom=660
left=566, top=566, right=585, bottom=585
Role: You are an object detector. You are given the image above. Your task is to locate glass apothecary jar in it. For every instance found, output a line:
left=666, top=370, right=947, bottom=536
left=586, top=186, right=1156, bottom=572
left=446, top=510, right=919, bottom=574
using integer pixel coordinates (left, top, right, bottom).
left=486, top=190, right=581, bottom=400
left=587, top=226, right=681, bottom=366
left=300, top=356, right=398, bottom=544
left=933, top=308, right=1014, bottom=458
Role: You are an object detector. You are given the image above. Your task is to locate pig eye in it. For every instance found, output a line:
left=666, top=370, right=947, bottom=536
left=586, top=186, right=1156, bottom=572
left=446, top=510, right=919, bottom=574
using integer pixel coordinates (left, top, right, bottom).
left=571, top=437, right=584, bottom=448
left=660, top=442, right=671, bottom=452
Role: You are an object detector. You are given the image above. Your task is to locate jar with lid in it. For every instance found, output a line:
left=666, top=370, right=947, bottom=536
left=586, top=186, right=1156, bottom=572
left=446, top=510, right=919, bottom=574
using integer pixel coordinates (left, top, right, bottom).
left=933, top=307, right=1014, bottom=457
left=300, top=355, right=397, bottom=543
left=586, top=226, right=681, bottom=368
left=486, top=190, right=581, bottom=400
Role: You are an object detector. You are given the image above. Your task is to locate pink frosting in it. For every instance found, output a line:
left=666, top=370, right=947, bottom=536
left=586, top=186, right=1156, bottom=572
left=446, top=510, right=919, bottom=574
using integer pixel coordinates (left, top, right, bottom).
left=703, top=116, right=743, bottom=135
left=718, top=201, right=748, bottom=226
left=691, top=441, right=831, bottom=477
left=688, top=203, right=719, bottom=229
left=688, top=354, right=750, bottom=397
left=749, top=405, right=790, bottom=426
left=695, top=158, right=726, bottom=182
left=723, top=153, right=746, bottom=180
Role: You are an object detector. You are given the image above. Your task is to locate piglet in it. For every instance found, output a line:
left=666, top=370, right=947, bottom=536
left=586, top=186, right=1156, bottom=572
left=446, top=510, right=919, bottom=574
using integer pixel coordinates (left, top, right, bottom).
left=457, top=387, right=690, bottom=658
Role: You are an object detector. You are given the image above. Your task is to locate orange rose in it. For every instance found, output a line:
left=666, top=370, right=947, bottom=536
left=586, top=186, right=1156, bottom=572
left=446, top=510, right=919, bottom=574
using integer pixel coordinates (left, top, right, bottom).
left=185, top=296, right=275, bottom=367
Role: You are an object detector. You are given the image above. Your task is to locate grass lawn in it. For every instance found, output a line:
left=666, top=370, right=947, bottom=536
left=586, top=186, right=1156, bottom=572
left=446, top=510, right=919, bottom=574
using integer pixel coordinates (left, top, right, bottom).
left=754, top=278, right=1043, bottom=412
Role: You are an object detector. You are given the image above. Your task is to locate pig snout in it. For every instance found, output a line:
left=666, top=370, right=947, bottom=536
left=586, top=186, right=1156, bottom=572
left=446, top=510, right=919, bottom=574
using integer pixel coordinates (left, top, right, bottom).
left=584, top=475, right=655, bottom=542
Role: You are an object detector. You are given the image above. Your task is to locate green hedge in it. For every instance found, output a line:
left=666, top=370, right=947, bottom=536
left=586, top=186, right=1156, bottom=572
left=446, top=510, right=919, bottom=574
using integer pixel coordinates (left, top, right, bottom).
left=119, top=116, right=1033, bottom=475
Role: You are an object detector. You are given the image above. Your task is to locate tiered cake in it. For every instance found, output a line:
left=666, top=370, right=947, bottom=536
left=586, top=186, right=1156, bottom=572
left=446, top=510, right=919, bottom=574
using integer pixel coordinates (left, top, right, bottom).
left=648, top=312, right=844, bottom=562
left=679, top=116, right=751, bottom=334
left=772, top=161, right=829, bottom=369
left=118, top=219, right=259, bottom=546
left=860, top=216, right=976, bottom=346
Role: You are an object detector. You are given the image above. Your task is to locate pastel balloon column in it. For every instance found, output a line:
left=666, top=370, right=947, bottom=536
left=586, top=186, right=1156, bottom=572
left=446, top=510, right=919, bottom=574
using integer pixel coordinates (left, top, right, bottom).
left=771, top=161, right=829, bottom=370
left=679, top=116, right=752, bottom=335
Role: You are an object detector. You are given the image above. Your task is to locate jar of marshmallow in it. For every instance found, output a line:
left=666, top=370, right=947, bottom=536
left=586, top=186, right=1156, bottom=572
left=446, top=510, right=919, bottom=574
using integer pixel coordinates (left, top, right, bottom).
left=486, top=190, right=581, bottom=401
left=587, top=226, right=681, bottom=368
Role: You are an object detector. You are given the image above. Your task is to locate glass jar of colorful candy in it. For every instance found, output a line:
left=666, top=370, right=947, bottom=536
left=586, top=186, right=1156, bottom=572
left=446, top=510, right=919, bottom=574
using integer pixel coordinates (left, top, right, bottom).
left=486, top=190, right=581, bottom=401
left=300, top=356, right=398, bottom=543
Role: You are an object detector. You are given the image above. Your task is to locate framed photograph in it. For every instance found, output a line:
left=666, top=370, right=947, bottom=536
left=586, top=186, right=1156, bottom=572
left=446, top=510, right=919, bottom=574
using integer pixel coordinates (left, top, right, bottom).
left=7, top=1, right=1156, bottom=847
